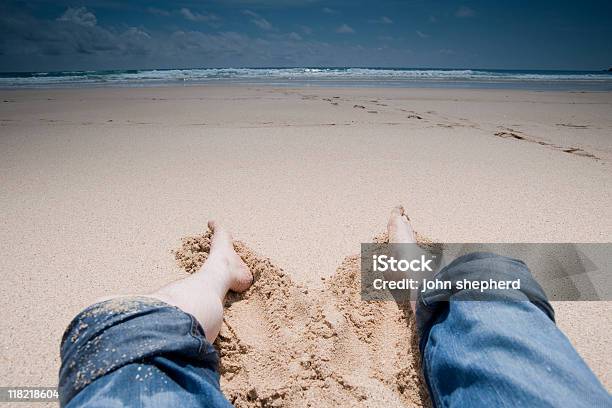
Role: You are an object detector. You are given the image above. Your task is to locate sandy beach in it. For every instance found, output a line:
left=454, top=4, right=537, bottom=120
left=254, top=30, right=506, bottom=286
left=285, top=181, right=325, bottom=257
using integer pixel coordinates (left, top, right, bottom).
left=1, top=85, right=611, bottom=404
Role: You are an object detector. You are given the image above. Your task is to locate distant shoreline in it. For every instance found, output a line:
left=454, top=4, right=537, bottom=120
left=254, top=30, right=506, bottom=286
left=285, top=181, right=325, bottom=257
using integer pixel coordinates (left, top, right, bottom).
left=1, top=67, right=611, bottom=91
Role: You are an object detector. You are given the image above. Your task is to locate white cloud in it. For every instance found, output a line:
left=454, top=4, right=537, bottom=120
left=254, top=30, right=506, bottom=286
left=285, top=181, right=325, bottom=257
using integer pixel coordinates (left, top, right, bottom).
left=322, top=7, right=336, bottom=14
left=242, top=10, right=273, bottom=30
left=57, top=7, right=97, bottom=27
left=416, top=30, right=429, bottom=38
left=147, top=7, right=171, bottom=17
left=298, top=25, right=313, bottom=35
left=336, top=23, right=354, bottom=34
left=369, top=16, right=393, bottom=24
left=0, top=6, right=418, bottom=71
left=119, top=27, right=152, bottom=55
left=455, top=6, right=475, bottom=18
left=209, top=0, right=320, bottom=5
left=180, top=8, right=219, bottom=23
left=123, top=27, right=151, bottom=40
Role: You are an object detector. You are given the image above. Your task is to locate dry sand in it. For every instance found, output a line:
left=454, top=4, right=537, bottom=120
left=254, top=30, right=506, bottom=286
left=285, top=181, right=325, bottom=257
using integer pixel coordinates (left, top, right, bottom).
left=0, top=85, right=611, bottom=403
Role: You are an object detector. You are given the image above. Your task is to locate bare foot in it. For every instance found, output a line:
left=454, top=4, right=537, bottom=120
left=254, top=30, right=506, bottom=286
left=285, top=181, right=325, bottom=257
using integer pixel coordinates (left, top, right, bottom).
left=96, top=221, right=252, bottom=343
left=387, top=206, right=419, bottom=313
left=387, top=205, right=416, bottom=244
left=140, top=221, right=253, bottom=342
left=207, top=221, right=253, bottom=293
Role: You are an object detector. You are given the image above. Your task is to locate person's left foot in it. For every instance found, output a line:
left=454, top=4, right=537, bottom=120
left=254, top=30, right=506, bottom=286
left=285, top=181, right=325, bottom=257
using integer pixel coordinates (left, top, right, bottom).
left=387, top=205, right=416, bottom=244
left=387, top=206, right=421, bottom=312
left=206, top=221, right=253, bottom=293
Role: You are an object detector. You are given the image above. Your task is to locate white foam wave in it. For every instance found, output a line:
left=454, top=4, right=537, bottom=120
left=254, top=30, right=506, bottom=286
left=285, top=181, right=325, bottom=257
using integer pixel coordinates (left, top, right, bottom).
left=1, top=68, right=611, bottom=88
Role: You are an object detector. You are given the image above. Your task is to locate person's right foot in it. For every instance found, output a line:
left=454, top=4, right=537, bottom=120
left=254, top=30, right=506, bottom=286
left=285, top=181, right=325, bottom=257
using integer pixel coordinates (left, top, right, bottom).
left=206, top=221, right=253, bottom=293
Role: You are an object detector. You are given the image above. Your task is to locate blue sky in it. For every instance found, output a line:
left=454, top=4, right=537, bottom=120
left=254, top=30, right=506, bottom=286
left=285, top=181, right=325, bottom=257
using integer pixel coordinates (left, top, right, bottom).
left=1, top=0, right=611, bottom=72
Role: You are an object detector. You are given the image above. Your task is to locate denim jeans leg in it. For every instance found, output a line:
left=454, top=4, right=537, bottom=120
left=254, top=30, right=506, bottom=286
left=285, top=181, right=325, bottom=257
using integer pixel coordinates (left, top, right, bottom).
left=416, top=252, right=611, bottom=408
left=59, top=297, right=233, bottom=408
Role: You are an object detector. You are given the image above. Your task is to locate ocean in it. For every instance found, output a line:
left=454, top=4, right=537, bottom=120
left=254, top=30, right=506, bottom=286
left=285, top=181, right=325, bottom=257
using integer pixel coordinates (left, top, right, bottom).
left=1, top=67, right=611, bottom=90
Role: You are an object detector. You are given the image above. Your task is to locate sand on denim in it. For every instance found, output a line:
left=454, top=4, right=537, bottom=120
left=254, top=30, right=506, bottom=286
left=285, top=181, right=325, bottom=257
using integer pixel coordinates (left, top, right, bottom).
left=174, top=229, right=432, bottom=408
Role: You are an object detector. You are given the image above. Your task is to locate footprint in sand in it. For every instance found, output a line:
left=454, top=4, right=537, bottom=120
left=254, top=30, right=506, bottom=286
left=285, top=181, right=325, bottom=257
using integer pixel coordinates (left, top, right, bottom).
left=494, top=131, right=525, bottom=140
left=493, top=128, right=599, bottom=160
left=174, top=230, right=432, bottom=408
left=556, top=123, right=589, bottom=129
left=399, top=109, right=424, bottom=120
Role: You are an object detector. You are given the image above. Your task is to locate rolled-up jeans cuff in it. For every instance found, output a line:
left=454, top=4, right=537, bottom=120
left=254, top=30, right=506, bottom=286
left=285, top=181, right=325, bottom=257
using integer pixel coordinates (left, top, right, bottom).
left=58, top=296, right=219, bottom=406
left=415, top=252, right=556, bottom=355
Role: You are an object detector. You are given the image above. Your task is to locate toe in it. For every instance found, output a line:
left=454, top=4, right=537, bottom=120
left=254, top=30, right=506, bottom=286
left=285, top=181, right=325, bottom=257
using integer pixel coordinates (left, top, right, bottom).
left=387, top=205, right=415, bottom=243
left=394, top=205, right=411, bottom=222
left=390, top=205, right=405, bottom=217
left=388, top=205, right=410, bottom=228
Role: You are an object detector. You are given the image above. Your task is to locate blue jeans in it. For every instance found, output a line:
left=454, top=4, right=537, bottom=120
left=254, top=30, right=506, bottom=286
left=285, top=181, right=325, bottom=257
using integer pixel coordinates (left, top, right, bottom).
left=59, top=253, right=611, bottom=407
left=59, top=297, right=232, bottom=407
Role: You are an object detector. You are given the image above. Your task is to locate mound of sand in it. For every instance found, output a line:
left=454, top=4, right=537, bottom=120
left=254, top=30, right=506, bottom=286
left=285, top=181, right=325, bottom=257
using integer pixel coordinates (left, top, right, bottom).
left=174, top=231, right=431, bottom=407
